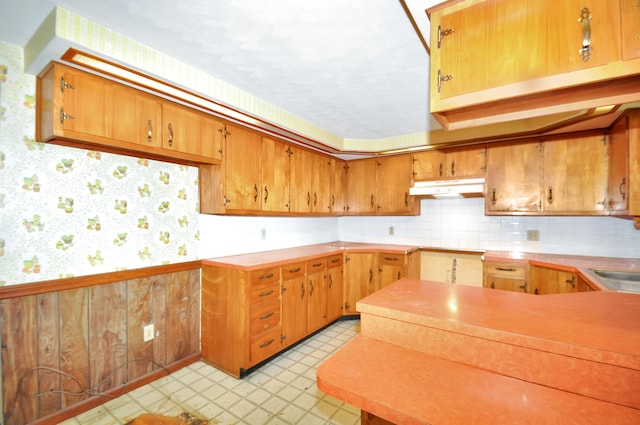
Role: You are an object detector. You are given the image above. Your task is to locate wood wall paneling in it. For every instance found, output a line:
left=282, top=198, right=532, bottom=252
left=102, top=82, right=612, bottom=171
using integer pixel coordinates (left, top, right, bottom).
left=1, top=267, right=200, bottom=425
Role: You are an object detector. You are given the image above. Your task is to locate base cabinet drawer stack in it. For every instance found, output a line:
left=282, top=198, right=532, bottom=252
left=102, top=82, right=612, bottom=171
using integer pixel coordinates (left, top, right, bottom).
left=249, top=267, right=282, bottom=364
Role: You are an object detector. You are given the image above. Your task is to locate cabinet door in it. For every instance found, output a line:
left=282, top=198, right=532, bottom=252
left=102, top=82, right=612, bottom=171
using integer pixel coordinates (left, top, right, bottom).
left=485, top=142, right=542, bottom=213
left=412, top=151, right=446, bottom=180
left=344, top=253, right=377, bottom=314
left=607, top=117, right=629, bottom=213
left=434, top=0, right=619, bottom=100
left=377, top=155, right=414, bottom=214
left=446, top=148, right=486, bottom=178
left=281, top=263, right=307, bottom=347
left=330, top=158, right=347, bottom=215
left=289, top=146, right=314, bottom=213
left=110, top=84, right=163, bottom=148
left=326, top=255, right=344, bottom=321
left=543, top=134, right=608, bottom=213
left=378, top=253, right=405, bottom=290
left=621, top=0, right=640, bottom=60
left=58, top=67, right=111, bottom=140
left=162, top=102, right=224, bottom=159
left=346, top=158, right=377, bottom=215
left=261, top=138, right=290, bottom=213
left=311, top=154, right=332, bottom=214
left=529, top=266, right=576, bottom=294
left=546, top=1, right=620, bottom=75
left=224, top=125, right=262, bottom=211
left=306, top=260, right=327, bottom=333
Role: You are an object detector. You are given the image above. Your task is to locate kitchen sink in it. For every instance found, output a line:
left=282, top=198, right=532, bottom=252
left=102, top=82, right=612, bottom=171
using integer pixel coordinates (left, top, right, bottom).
left=592, top=269, right=640, bottom=282
left=587, top=269, right=640, bottom=293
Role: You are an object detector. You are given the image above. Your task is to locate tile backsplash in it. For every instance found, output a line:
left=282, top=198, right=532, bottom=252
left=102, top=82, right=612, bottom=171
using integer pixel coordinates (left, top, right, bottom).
left=339, top=198, right=640, bottom=259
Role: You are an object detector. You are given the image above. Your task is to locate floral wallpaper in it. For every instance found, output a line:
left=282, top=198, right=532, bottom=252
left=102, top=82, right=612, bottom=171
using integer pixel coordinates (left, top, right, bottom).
left=0, top=42, right=201, bottom=286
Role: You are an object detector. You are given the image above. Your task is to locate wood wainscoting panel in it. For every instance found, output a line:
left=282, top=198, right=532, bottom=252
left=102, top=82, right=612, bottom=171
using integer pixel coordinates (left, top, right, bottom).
left=59, top=288, right=90, bottom=408
left=0, top=266, right=201, bottom=425
left=37, top=292, right=62, bottom=417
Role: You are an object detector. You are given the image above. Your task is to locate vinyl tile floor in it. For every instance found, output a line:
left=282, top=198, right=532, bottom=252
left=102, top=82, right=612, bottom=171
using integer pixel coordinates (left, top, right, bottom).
left=60, top=319, right=361, bottom=425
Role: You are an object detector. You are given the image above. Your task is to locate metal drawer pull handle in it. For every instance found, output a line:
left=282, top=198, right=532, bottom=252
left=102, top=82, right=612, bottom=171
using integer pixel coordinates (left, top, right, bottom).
left=259, top=311, right=274, bottom=320
left=384, top=257, right=399, bottom=262
left=301, top=282, right=305, bottom=299
left=312, top=262, right=323, bottom=267
left=578, top=7, right=592, bottom=62
left=147, top=119, right=153, bottom=143
left=258, top=289, right=274, bottom=297
left=167, top=122, right=174, bottom=147
left=288, top=267, right=301, bottom=273
left=259, top=273, right=274, bottom=280
left=495, top=267, right=517, bottom=272
left=331, top=259, right=340, bottom=264
left=259, top=339, right=274, bottom=348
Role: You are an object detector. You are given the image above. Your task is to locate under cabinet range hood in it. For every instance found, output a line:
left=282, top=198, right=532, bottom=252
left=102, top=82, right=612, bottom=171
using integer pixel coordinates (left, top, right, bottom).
left=409, top=178, right=485, bottom=199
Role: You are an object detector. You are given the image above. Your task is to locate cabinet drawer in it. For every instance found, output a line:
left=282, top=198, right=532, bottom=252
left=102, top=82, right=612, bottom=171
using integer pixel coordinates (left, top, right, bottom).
left=282, top=262, right=305, bottom=280
left=250, top=327, right=282, bottom=363
left=307, top=258, right=327, bottom=272
left=326, top=254, right=343, bottom=269
left=250, top=267, right=280, bottom=286
left=250, top=299, right=281, bottom=335
left=485, top=262, right=526, bottom=279
left=379, top=253, right=405, bottom=266
left=250, top=282, right=280, bottom=305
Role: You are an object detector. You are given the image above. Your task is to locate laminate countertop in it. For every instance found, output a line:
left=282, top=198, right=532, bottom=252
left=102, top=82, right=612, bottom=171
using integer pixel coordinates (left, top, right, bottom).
left=201, top=242, right=419, bottom=271
left=317, top=279, right=640, bottom=424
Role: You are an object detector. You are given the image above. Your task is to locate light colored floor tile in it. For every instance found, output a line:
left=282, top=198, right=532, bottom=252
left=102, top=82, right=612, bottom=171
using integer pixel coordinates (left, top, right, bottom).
left=68, top=319, right=361, bottom=425
left=330, top=407, right=361, bottom=425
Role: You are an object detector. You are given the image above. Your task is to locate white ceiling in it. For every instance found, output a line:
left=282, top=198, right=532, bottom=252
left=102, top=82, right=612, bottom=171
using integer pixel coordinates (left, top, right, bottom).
left=0, top=0, right=443, bottom=140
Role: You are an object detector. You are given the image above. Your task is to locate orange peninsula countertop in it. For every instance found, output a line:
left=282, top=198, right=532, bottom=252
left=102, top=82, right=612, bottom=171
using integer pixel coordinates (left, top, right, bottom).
left=317, top=279, right=640, bottom=424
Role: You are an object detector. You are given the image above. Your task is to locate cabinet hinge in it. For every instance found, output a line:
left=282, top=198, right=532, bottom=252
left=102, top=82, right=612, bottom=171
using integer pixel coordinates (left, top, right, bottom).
left=437, top=69, right=453, bottom=93
left=60, top=76, right=75, bottom=92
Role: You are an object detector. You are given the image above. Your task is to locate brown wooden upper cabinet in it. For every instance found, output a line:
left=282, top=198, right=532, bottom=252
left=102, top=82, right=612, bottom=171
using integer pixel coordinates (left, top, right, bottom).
left=330, top=158, right=348, bottom=215
left=485, top=142, right=543, bottom=214
left=222, top=124, right=263, bottom=212
left=412, top=147, right=485, bottom=181
left=621, top=0, right=640, bottom=61
left=346, top=155, right=418, bottom=216
left=428, top=0, right=638, bottom=130
left=542, top=134, right=608, bottom=214
left=37, top=62, right=221, bottom=164
left=486, top=134, right=609, bottom=215
left=346, top=158, right=378, bottom=215
left=608, top=109, right=640, bottom=228
left=162, top=101, right=224, bottom=161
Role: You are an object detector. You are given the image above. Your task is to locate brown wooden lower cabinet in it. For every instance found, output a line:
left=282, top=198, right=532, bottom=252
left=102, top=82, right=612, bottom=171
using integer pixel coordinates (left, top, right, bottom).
left=202, top=250, right=415, bottom=377
left=202, top=257, right=342, bottom=377
left=483, top=261, right=529, bottom=293
left=484, top=262, right=600, bottom=294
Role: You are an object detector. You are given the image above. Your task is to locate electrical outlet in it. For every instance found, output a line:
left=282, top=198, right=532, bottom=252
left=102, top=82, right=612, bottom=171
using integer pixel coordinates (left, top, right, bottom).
left=389, top=226, right=395, bottom=236
left=143, top=324, right=154, bottom=342
left=261, top=228, right=266, bottom=240
left=526, top=229, right=540, bottom=241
